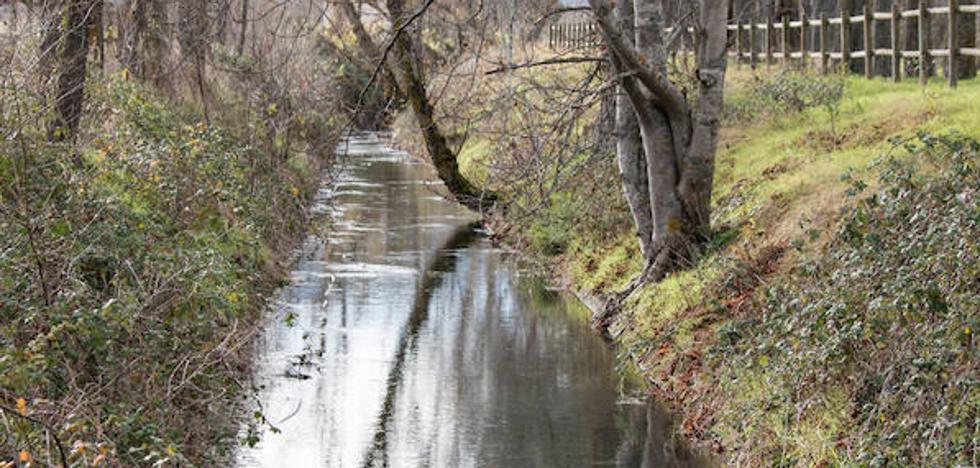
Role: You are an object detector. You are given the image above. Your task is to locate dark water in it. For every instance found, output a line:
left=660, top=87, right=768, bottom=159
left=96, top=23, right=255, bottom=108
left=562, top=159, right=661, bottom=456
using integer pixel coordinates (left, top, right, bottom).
left=237, top=134, right=703, bottom=468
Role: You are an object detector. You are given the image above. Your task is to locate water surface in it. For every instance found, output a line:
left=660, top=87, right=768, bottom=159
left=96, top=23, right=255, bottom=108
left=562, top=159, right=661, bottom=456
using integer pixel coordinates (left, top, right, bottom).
left=237, top=134, right=698, bottom=467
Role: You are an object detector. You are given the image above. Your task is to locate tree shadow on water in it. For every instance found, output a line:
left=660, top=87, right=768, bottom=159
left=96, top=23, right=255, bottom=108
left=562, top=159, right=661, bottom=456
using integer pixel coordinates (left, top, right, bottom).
left=360, top=222, right=481, bottom=467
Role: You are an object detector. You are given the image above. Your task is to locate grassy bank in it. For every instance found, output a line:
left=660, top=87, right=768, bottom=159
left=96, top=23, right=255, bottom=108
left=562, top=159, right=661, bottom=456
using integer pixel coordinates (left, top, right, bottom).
left=560, top=75, right=979, bottom=465
left=0, top=74, right=334, bottom=465
left=395, top=63, right=979, bottom=464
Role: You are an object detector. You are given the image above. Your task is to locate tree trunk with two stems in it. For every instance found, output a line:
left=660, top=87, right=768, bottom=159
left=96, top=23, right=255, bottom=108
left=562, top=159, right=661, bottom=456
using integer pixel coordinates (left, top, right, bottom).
left=589, top=0, right=729, bottom=331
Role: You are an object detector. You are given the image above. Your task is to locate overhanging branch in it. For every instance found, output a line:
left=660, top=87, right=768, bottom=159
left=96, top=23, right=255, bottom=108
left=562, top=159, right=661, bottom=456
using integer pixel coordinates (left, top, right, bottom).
left=484, top=56, right=604, bottom=75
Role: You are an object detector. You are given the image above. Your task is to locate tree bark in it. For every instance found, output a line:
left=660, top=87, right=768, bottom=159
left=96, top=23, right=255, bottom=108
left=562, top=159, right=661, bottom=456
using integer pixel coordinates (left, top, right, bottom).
left=120, top=0, right=148, bottom=77
left=178, top=0, right=210, bottom=122
left=385, top=0, right=490, bottom=212
left=237, top=0, right=248, bottom=56
left=144, top=0, right=170, bottom=91
left=613, top=0, right=654, bottom=259
left=49, top=0, right=96, bottom=143
left=588, top=0, right=729, bottom=328
left=37, top=0, right=63, bottom=92
left=339, top=0, right=404, bottom=104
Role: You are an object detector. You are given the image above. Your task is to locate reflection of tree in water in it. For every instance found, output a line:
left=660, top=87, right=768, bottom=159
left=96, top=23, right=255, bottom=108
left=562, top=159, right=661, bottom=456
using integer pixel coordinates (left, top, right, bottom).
left=616, top=399, right=710, bottom=468
left=361, top=223, right=480, bottom=467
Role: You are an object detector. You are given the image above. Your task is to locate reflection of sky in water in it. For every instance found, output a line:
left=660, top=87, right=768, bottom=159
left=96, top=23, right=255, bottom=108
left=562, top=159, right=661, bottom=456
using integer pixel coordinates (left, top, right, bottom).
left=237, top=134, right=628, bottom=467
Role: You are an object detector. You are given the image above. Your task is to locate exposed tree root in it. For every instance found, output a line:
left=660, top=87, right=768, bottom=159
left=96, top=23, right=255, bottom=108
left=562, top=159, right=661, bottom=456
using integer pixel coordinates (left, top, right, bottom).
left=592, top=238, right=702, bottom=338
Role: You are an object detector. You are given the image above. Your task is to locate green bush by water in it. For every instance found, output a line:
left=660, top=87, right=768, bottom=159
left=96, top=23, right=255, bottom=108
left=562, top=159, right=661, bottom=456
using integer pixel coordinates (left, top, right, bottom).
left=0, top=75, right=325, bottom=465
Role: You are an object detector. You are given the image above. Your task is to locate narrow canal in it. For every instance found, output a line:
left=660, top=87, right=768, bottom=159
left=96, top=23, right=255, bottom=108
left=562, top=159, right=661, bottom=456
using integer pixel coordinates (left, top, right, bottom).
left=237, top=134, right=701, bottom=467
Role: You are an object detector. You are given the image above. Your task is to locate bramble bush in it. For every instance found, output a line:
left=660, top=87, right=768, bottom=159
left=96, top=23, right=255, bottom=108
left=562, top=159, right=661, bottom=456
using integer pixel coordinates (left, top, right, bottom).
left=714, top=133, right=978, bottom=466
left=725, top=70, right=846, bottom=126
left=0, top=73, right=328, bottom=465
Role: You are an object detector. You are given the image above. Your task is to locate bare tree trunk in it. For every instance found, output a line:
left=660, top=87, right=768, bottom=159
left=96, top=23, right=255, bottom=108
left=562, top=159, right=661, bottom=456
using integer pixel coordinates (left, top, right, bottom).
left=385, top=0, right=490, bottom=212
left=37, top=0, right=63, bottom=92
left=49, top=0, right=96, bottom=143
left=120, top=0, right=148, bottom=76
left=94, top=0, right=104, bottom=71
left=339, top=0, right=403, bottom=104
left=614, top=0, right=654, bottom=259
left=588, top=0, right=729, bottom=328
left=237, top=0, right=248, bottom=56
left=144, top=0, right=170, bottom=91
left=178, top=0, right=210, bottom=122
left=632, top=0, right=689, bottom=269
left=680, top=0, right=728, bottom=237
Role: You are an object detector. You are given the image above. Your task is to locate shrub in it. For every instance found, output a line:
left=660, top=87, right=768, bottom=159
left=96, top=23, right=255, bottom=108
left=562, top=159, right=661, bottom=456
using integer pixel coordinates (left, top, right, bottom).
left=726, top=71, right=846, bottom=125
left=0, top=75, right=322, bottom=465
left=716, top=133, right=979, bottom=465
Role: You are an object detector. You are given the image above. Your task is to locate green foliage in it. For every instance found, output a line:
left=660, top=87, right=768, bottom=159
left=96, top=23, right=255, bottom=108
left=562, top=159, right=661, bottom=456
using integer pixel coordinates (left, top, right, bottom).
left=1, top=75, right=321, bottom=465
left=715, top=133, right=978, bottom=465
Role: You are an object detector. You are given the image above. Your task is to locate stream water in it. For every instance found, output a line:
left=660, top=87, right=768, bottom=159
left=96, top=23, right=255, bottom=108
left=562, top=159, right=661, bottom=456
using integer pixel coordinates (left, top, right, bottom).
left=236, top=134, right=703, bottom=467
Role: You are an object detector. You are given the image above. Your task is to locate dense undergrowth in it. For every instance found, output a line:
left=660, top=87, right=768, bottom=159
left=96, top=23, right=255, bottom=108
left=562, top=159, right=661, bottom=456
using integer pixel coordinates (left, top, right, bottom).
left=0, top=72, right=331, bottom=465
left=712, top=133, right=977, bottom=466
left=394, top=55, right=980, bottom=464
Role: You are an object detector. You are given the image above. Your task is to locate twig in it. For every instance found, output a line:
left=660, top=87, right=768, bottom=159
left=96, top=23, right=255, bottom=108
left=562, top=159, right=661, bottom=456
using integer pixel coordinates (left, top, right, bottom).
left=345, top=0, right=438, bottom=136
left=533, top=6, right=592, bottom=26
left=485, top=56, right=605, bottom=75
left=0, top=402, right=69, bottom=468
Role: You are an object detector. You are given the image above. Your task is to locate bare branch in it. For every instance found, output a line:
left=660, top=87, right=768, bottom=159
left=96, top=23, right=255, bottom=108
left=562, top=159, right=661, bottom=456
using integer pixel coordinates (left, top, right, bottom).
left=484, top=56, right=604, bottom=75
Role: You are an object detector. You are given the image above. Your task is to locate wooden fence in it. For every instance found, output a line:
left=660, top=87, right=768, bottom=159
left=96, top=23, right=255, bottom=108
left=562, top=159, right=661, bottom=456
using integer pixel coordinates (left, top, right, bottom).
left=548, top=0, right=980, bottom=88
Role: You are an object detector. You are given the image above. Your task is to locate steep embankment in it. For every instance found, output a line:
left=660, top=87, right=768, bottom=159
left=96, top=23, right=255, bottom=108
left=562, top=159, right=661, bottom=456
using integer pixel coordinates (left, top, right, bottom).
left=1, top=76, right=335, bottom=465
left=562, top=76, right=979, bottom=466
left=394, top=67, right=979, bottom=465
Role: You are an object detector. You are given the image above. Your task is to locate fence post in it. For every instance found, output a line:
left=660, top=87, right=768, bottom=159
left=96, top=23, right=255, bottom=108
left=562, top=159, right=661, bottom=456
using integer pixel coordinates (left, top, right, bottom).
left=864, top=4, right=874, bottom=79
left=735, top=21, right=743, bottom=67
left=948, top=0, right=958, bottom=88
left=766, top=15, right=774, bottom=65
left=919, top=0, right=930, bottom=84
left=821, top=13, right=830, bottom=74
left=750, top=19, right=758, bottom=69
left=842, top=0, right=852, bottom=72
left=891, top=3, right=901, bottom=82
left=801, top=10, right=809, bottom=68
left=782, top=15, right=790, bottom=67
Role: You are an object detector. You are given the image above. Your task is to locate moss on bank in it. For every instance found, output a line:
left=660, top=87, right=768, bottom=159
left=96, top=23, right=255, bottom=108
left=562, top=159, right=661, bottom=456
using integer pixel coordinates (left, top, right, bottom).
left=1, top=75, right=334, bottom=465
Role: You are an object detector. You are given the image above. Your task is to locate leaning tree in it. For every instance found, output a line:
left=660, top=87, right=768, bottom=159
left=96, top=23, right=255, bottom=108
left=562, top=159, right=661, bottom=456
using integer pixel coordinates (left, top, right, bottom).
left=588, top=0, right=730, bottom=325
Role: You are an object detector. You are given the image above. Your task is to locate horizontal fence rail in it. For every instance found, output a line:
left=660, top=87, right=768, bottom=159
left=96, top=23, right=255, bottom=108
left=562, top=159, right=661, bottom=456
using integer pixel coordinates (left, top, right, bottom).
left=548, top=0, right=979, bottom=88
